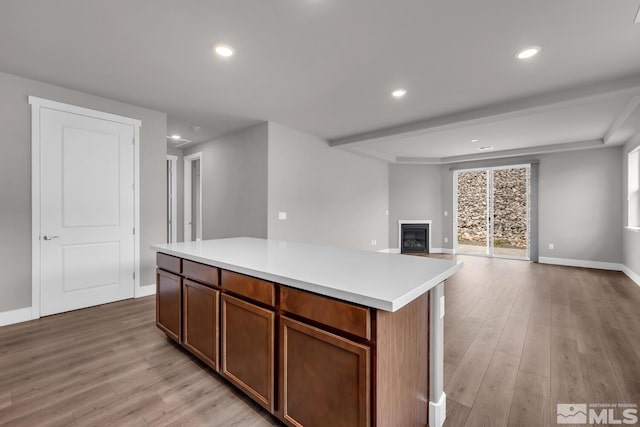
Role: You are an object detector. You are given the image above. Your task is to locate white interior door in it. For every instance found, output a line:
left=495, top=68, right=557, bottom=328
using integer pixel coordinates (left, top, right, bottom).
left=39, top=108, right=135, bottom=316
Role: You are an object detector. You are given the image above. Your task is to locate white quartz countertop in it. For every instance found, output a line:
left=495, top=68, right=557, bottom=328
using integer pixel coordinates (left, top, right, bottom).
left=151, top=238, right=462, bottom=312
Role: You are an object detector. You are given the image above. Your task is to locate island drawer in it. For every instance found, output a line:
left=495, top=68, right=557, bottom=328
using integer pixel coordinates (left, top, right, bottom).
left=221, top=271, right=275, bottom=307
left=280, top=286, right=371, bottom=340
left=157, top=253, right=181, bottom=274
left=183, top=260, right=219, bottom=287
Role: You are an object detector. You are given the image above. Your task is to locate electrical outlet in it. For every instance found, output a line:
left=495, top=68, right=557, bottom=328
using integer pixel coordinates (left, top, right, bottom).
left=444, top=237, right=449, bottom=243
left=371, top=240, right=377, bottom=246
left=549, top=243, right=554, bottom=250
left=278, top=212, right=287, bottom=220
left=385, top=210, right=389, bottom=216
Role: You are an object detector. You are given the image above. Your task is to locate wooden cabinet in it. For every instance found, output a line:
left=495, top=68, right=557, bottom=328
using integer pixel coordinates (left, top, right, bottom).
left=280, top=286, right=371, bottom=340
left=221, top=294, right=275, bottom=412
left=183, top=260, right=219, bottom=286
left=221, top=270, right=275, bottom=306
left=157, top=253, right=181, bottom=274
left=279, top=316, right=370, bottom=427
left=156, top=268, right=182, bottom=343
left=155, top=253, right=430, bottom=427
left=183, top=279, right=219, bottom=370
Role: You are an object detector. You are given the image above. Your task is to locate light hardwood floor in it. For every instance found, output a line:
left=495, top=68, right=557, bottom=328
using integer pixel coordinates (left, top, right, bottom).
left=438, top=255, right=640, bottom=427
left=1, top=256, right=639, bottom=426
left=0, top=297, right=280, bottom=427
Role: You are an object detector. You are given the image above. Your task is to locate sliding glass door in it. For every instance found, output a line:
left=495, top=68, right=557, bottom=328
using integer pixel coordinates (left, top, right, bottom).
left=455, top=165, right=530, bottom=259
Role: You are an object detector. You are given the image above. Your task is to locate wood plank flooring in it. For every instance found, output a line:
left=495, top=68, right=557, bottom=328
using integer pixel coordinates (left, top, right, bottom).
left=0, top=297, right=279, bottom=426
left=1, top=256, right=639, bottom=426
left=438, top=255, right=640, bottom=427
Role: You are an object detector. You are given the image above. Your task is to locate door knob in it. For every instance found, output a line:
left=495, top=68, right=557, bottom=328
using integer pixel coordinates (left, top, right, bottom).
left=43, top=235, right=60, bottom=240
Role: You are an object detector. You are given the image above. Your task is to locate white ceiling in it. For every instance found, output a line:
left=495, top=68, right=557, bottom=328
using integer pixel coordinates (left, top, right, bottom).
left=1, top=0, right=640, bottom=155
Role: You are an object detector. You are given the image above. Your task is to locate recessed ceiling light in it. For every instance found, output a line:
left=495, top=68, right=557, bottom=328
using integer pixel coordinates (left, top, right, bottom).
left=392, top=88, right=407, bottom=98
left=478, top=145, right=494, bottom=151
left=515, top=46, right=541, bottom=60
left=471, top=139, right=479, bottom=142
left=214, top=44, right=235, bottom=57
left=170, top=134, right=181, bottom=140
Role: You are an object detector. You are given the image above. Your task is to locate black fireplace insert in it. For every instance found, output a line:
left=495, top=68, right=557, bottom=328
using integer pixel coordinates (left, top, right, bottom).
left=401, top=223, right=430, bottom=254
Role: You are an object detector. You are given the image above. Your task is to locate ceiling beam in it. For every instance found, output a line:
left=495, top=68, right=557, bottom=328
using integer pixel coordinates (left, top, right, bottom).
left=604, top=95, right=640, bottom=144
left=394, top=139, right=605, bottom=165
left=329, top=74, right=640, bottom=147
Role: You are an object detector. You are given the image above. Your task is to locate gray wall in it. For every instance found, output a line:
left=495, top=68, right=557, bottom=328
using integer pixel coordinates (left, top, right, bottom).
left=389, top=148, right=623, bottom=263
left=623, top=134, right=640, bottom=275
left=167, top=147, right=184, bottom=243
left=388, top=164, right=443, bottom=249
left=0, top=70, right=166, bottom=312
left=436, top=147, right=623, bottom=263
left=267, top=122, right=388, bottom=251
left=537, top=148, right=621, bottom=262
left=183, top=123, right=268, bottom=240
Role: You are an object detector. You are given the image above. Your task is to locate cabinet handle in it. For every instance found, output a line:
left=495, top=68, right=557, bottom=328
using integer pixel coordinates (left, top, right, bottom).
left=43, top=235, right=60, bottom=240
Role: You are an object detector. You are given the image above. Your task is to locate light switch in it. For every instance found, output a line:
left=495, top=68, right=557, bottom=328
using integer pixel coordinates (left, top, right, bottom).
left=444, top=211, right=448, bottom=216
left=278, top=212, right=287, bottom=220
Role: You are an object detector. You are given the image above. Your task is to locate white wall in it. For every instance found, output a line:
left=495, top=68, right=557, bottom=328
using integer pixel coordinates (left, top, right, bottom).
left=268, top=122, right=389, bottom=251
left=0, top=70, right=167, bottom=313
left=183, top=123, right=269, bottom=240
left=391, top=147, right=623, bottom=263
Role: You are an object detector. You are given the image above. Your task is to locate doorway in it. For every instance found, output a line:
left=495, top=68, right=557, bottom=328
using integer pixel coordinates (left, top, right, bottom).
left=184, top=152, right=202, bottom=241
left=166, top=155, right=178, bottom=243
left=454, top=165, right=531, bottom=259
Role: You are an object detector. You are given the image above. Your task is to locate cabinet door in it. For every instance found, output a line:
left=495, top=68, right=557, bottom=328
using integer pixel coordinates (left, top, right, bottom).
left=156, top=269, right=181, bottom=342
left=280, top=316, right=370, bottom=427
left=183, top=279, right=219, bottom=370
left=221, top=294, right=274, bottom=412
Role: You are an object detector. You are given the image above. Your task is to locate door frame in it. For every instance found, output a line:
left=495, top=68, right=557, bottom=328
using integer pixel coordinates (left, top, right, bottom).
left=184, top=152, right=203, bottom=241
left=453, top=164, right=531, bottom=260
left=166, top=155, right=178, bottom=243
left=29, top=96, right=142, bottom=320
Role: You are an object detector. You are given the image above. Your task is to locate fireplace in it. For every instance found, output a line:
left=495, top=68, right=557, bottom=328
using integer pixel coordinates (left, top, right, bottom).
left=400, top=223, right=430, bottom=254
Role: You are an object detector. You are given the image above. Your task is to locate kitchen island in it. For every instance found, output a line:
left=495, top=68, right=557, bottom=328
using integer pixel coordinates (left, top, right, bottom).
left=151, top=237, right=462, bottom=427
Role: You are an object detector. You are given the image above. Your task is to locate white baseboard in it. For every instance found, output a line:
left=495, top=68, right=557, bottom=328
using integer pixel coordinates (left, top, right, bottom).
left=538, top=257, right=623, bottom=271
left=378, top=248, right=401, bottom=254
left=135, top=283, right=156, bottom=298
left=0, top=307, right=33, bottom=327
left=622, top=265, right=640, bottom=287
left=429, top=391, right=447, bottom=427
left=433, top=247, right=455, bottom=254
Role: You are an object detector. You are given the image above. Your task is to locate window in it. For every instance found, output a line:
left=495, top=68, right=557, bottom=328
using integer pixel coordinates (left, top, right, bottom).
left=628, top=149, right=640, bottom=228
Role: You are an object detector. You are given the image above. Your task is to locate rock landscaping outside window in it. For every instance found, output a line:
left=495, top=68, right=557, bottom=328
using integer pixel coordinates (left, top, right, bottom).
left=457, top=168, right=528, bottom=252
